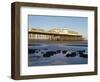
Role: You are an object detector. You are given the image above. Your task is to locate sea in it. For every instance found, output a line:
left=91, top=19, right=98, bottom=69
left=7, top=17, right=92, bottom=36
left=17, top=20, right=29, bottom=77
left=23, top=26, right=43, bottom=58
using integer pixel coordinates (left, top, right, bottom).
left=28, top=42, right=88, bottom=66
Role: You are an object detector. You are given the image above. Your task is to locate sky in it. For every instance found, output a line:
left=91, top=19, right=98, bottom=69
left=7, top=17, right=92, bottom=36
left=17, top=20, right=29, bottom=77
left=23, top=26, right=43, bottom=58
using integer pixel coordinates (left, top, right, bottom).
left=28, top=15, right=88, bottom=39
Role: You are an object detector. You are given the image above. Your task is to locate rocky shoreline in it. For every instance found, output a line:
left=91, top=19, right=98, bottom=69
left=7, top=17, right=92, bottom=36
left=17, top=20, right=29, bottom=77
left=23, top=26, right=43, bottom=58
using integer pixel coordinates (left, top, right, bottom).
left=28, top=48, right=88, bottom=58
left=28, top=43, right=88, bottom=66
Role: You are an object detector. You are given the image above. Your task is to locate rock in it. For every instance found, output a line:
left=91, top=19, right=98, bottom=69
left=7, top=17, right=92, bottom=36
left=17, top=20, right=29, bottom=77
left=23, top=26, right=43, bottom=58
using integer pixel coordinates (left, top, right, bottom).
left=80, top=53, right=88, bottom=58
left=78, top=50, right=85, bottom=54
left=62, top=50, right=67, bottom=54
left=43, top=51, right=56, bottom=57
left=28, top=49, right=36, bottom=54
left=66, top=52, right=77, bottom=57
left=28, top=49, right=40, bottom=54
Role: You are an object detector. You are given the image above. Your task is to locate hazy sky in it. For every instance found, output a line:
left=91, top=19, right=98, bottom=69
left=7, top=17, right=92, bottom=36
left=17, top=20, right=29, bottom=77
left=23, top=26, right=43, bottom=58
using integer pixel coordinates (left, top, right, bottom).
left=28, top=15, right=88, bottom=39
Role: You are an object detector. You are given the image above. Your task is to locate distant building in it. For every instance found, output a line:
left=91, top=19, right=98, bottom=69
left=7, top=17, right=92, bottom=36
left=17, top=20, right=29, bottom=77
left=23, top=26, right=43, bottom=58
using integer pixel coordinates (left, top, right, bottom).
left=28, top=28, right=84, bottom=41
left=48, top=28, right=62, bottom=34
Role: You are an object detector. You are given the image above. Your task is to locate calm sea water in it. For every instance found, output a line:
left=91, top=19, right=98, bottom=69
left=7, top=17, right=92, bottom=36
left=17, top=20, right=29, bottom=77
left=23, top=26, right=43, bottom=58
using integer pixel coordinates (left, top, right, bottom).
left=28, top=43, right=88, bottom=66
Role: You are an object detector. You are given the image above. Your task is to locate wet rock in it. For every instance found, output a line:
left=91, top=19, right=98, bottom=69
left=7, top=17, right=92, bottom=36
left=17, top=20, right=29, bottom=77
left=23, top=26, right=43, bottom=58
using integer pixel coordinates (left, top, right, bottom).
left=62, top=50, right=67, bottom=54
left=28, top=49, right=36, bottom=54
left=28, top=49, right=40, bottom=54
left=43, top=54, right=51, bottom=57
left=43, top=51, right=56, bottom=57
left=66, top=52, right=77, bottom=57
left=78, top=50, right=88, bottom=58
left=80, top=53, right=88, bottom=58
left=78, top=50, right=85, bottom=54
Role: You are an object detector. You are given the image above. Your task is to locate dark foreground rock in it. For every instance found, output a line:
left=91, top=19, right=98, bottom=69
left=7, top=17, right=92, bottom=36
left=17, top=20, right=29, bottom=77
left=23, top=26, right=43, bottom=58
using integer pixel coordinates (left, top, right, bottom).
left=62, top=50, right=67, bottom=54
left=66, top=52, right=77, bottom=57
left=79, top=53, right=88, bottom=58
left=28, top=49, right=40, bottom=54
left=43, top=51, right=56, bottom=57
